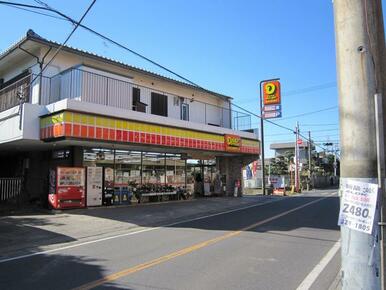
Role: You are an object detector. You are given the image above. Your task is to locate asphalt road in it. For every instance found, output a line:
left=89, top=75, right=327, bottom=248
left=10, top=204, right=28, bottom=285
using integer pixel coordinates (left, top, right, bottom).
left=0, top=190, right=340, bottom=290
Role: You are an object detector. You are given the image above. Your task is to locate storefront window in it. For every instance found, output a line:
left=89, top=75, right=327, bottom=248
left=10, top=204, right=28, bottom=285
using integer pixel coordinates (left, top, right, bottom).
left=83, top=148, right=115, bottom=167
left=83, top=148, right=188, bottom=195
left=115, top=150, right=141, bottom=187
left=186, top=159, right=217, bottom=195
left=187, top=159, right=201, bottom=194
left=165, top=154, right=186, bottom=189
left=142, top=152, right=166, bottom=190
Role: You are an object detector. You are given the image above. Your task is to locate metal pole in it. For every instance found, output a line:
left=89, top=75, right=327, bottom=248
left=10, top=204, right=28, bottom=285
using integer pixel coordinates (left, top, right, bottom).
left=294, top=122, right=299, bottom=192
left=333, top=1, right=386, bottom=288
left=307, top=131, right=312, bottom=191
left=259, top=78, right=279, bottom=195
left=334, top=145, right=337, bottom=178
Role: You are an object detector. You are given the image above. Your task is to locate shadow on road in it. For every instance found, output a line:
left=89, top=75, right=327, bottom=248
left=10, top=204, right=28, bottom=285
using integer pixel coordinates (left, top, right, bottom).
left=1, top=196, right=340, bottom=255
left=0, top=252, right=128, bottom=290
left=0, top=195, right=339, bottom=289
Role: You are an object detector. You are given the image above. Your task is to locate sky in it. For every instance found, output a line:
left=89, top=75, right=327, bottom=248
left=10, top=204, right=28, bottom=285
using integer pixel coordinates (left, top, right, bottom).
left=0, top=0, right=385, bottom=157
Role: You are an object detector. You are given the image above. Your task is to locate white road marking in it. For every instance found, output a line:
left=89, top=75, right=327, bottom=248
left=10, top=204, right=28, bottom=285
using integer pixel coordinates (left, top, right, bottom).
left=0, top=197, right=284, bottom=264
left=296, top=240, right=341, bottom=290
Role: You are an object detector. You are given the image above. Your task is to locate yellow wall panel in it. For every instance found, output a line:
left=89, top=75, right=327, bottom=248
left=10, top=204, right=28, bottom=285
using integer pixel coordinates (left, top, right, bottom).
left=63, top=112, right=72, bottom=122
left=73, top=113, right=81, bottom=123
left=87, top=115, right=95, bottom=125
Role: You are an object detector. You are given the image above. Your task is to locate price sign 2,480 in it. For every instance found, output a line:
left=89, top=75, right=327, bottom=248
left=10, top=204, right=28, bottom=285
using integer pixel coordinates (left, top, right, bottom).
left=342, top=203, right=370, bottom=219
left=337, top=179, right=378, bottom=235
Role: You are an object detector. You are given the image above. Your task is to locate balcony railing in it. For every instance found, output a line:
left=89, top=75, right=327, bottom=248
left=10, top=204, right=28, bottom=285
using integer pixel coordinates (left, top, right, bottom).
left=1, top=68, right=254, bottom=131
left=0, top=74, right=31, bottom=113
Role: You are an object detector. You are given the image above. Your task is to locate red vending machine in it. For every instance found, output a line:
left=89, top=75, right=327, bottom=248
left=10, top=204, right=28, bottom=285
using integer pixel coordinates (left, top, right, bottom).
left=48, top=167, right=86, bottom=209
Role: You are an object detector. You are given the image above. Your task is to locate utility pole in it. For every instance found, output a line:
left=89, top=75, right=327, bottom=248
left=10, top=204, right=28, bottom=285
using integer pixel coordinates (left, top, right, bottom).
left=294, top=122, right=300, bottom=192
left=333, top=0, right=386, bottom=289
left=307, top=131, right=312, bottom=191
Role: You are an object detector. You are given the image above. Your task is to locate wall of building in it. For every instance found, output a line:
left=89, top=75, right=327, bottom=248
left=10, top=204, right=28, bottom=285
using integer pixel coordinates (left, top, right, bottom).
left=218, top=155, right=257, bottom=196
left=37, top=47, right=230, bottom=107
left=0, top=106, right=22, bottom=143
left=13, top=46, right=231, bottom=128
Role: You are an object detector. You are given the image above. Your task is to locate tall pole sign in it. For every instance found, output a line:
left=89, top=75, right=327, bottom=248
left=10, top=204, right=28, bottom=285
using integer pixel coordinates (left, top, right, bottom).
left=259, top=78, right=281, bottom=195
left=262, top=81, right=282, bottom=119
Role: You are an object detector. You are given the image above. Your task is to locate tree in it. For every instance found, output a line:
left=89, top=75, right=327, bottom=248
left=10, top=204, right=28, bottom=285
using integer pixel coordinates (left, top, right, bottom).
left=267, top=151, right=294, bottom=175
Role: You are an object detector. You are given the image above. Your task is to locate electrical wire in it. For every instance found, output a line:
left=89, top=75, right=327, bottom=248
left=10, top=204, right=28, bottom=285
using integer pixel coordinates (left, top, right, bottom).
left=275, top=106, right=338, bottom=121
left=0, top=0, right=309, bottom=137
left=2, top=3, right=67, bottom=20
left=0, top=1, right=297, bottom=134
left=0, top=0, right=337, bottom=155
left=301, top=123, right=338, bottom=127
left=29, top=0, right=97, bottom=86
left=237, top=81, right=337, bottom=105
left=265, top=128, right=339, bottom=137
left=0, top=1, right=205, bottom=90
left=283, top=82, right=337, bottom=96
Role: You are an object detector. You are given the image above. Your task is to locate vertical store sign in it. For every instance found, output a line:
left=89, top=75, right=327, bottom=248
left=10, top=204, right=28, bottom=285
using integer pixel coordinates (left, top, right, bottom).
left=262, top=81, right=282, bottom=119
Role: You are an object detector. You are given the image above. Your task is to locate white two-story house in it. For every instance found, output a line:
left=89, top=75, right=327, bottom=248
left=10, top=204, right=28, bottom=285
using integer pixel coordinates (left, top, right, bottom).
left=0, top=30, right=259, bottom=206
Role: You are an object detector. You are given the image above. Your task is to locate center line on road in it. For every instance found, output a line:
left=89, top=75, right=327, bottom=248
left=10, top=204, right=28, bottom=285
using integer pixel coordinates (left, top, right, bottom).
left=73, top=196, right=328, bottom=290
left=0, top=197, right=283, bottom=264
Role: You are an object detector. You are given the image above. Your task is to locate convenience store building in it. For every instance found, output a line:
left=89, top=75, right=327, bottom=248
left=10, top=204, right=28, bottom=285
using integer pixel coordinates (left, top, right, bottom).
left=0, top=30, right=259, bottom=207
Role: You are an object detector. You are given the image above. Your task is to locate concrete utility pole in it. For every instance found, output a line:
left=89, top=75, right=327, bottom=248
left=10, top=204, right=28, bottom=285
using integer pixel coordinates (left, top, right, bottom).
left=333, top=0, right=386, bottom=289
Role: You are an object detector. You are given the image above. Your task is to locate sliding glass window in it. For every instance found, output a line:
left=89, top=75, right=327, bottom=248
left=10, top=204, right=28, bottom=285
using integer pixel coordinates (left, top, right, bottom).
left=115, top=150, right=141, bottom=187
left=142, top=152, right=166, bottom=186
left=166, top=154, right=186, bottom=188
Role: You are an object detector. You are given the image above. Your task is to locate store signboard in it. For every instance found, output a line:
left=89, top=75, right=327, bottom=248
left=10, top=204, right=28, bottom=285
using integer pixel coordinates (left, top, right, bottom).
left=263, top=81, right=281, bottom=105
left=224, top=134, right=241, bottom=152
left=262, top=81, right=282, bottom=119
left=263, top=111, right=282, bottom=119
left=263, top=104, right=281, bottom=112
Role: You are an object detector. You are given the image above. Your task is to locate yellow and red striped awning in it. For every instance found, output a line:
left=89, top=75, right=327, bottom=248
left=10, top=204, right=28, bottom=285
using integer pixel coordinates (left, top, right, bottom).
left=40, top=111, right=259, bottom=155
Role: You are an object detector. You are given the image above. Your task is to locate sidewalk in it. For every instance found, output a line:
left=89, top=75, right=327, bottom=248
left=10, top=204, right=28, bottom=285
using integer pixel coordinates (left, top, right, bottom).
left=0, top=195, right=282, bottom=261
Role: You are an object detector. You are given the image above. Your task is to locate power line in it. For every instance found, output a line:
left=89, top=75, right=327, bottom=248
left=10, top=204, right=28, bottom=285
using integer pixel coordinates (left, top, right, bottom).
left=284, top=82, right=337, bottom=96
left=265, top=128, right=339, bottom=137
left=237, top=82, right=337, bottom=105
left=301, top=123, right=338, bottom=126
left=29, top=0, right=97, bottom=86
left=1, top=0, right=299, bottom=140
left=275, top=106, right=338, bottom=121
left=0, top=0, right=335, bottom=155
left=1, top=1, right=206, bottom=89
left=248, top=106, right=339, bottom=127
left=2, top=3, right=67, bottom=20
left=309, top=134, right=340, bottom=138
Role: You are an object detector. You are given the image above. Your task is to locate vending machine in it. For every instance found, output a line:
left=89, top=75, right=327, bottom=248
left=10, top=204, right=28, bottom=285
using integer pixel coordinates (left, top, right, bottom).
left=48, top=167, right=86, bottom=209
left=86, top=167, right=103, bottom=206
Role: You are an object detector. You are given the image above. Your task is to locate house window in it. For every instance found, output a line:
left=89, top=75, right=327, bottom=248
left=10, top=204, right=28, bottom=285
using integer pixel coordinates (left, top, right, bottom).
left=132, top=87, right=146, bottom=113
left=132, top=87, right=140, bottom=110
left=181, top=103, right=189, bottom=121
left=151, top=92, right=168, bottom=117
